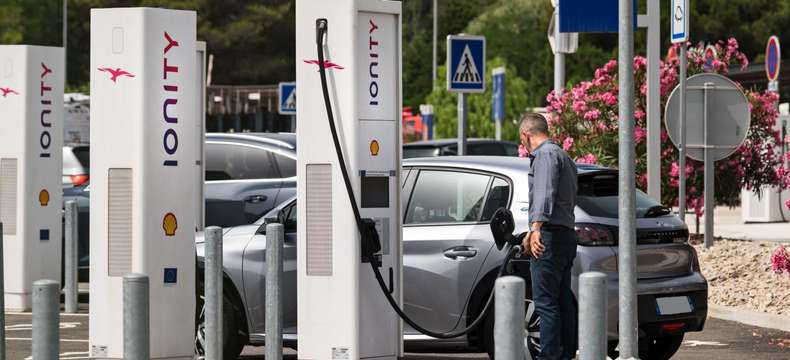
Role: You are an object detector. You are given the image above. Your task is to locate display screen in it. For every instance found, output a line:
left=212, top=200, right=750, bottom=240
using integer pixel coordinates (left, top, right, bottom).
left=361, top=176, right=389, bottom=208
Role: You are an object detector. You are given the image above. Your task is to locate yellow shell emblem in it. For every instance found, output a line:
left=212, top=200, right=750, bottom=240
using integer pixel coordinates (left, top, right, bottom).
left=39, top=189, right=50, bottom=206
left=370, top=140, right=380, bottom=156
left=163, top=213, right=178, bottom=236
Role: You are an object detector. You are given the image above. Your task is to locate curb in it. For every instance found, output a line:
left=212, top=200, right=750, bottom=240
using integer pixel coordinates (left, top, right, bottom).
left=708, top=304, right=790, bottom=332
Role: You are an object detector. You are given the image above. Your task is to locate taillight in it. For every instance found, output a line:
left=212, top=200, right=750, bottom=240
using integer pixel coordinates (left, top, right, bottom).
left=660, top=322, right=685, bottom=333
left=575, top=223, right=616, bottom=246
left=70, top=174, right=89, bottom=186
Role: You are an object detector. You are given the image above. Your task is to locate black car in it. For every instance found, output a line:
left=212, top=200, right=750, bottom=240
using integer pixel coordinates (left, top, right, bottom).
left=63, top=132, right=298, bottom=281
left=402, top=138, right=520, bottom=158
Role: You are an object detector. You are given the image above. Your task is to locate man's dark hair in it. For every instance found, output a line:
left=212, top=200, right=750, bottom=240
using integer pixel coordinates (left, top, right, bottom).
left=520, top=113, right=549, bottom=136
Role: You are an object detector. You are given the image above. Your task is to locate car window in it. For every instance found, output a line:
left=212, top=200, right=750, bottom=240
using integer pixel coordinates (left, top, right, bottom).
left=503, top=143, right=520, bottom=156
left=405, top=170, right=491, bottom=224
left=481, top=177, right=511, bottom=221
left=468, top=143, right=505, bottom=156
left=403, top=146, right=440, bottom=158
left=285, top=203, right=297, bottom=232
left=577, top=173, right=663, bottom=218
left=63, top=146, right=90, bottom=174
left=272, top=152, right=296, bottom=178
left=205, top=143, right=280, bottom=180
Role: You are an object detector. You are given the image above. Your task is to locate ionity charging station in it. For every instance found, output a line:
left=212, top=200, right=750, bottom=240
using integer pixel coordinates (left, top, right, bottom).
left=296, top=0, right=404, bottom=358
left=0, top=45, right=64, bottom=311
left=89, top=8, right=198, bottom=359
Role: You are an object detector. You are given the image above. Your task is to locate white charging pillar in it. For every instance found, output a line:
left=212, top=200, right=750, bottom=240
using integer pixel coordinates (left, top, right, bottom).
left=89, top=8, right=197, bottom=359
left=296, top=1, right=403, bottom=359
left=0, top=45, right=64, bottom=311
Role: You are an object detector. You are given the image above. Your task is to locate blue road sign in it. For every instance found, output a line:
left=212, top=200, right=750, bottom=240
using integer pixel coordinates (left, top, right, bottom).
left=447, top=35, right=486, bottom=93
left=278, top=82, right=296, bottom=115
left=559, top=0, right=637, bottom=33
left=491, top=67, right=505, bottom=122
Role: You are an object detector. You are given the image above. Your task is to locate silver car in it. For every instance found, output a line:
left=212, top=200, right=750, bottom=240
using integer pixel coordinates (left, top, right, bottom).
left=195, top=156, right=707, bottom=360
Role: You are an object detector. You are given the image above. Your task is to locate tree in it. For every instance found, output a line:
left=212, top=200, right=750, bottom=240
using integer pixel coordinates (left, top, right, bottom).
left=426, top=57, right=530, bottom=143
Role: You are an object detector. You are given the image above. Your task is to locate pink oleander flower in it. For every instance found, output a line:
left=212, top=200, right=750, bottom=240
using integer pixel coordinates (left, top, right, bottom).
left=634, top=126, right=647, bottom=143
left=577, top=153, right=597, bottom=164
left=770, top=245, right=790, bottom=276
left=600, top=92, right=617, bottom=106
left=572, top=100, right=588, bottom=114
left=584, top=109, right=601, bottom=120
left=562, top=137, right=574, bottom=151
left=518, top=144, right=528, bottom=158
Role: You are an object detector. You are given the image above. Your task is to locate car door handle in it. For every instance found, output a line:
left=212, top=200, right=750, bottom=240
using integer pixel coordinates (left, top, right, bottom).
left=244, top=195, right=268, bottom=203
left=443, top=246, right=478, bottom=260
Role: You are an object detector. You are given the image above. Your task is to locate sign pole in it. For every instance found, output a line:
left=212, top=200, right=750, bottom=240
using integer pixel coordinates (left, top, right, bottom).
left=553, top=7, right=564, bottom=96
left=678, top=43, right=687, bottom=223
left=458, top=93, right=467, bottom=155
left=703, top=82, right=714, bottom=248
left=617, top=0, right=639, bottom=356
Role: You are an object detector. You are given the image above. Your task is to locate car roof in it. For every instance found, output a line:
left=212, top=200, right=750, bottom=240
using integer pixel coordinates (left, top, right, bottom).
left=402, top=156, right=612, bottom=175
left=403, top=138, right=517, bottom=147
left=206, top=132, right=296, bottom=150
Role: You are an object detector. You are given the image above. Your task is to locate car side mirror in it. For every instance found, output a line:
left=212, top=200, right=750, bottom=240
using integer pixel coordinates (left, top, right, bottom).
left=489, top=207, right=517, bottom=251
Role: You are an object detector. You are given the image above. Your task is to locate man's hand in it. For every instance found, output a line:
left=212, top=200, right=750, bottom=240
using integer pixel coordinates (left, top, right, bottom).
left=529, top=230, right=545, bottom=258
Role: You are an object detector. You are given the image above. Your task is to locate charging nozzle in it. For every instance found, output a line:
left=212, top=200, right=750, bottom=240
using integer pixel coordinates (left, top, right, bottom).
left=316, top=18, right=328, bottom=46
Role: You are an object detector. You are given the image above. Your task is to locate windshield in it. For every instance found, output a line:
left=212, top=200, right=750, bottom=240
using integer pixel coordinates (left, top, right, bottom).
left=576, top=172, right=666, bottom=218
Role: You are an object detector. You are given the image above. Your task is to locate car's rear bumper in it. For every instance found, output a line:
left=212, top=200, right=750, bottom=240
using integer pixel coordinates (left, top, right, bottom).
left=601, top=271, right=708, bottom=340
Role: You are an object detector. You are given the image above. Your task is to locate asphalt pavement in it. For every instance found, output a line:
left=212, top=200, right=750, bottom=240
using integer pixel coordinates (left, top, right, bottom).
left=3, top=311, right=788, bottom=359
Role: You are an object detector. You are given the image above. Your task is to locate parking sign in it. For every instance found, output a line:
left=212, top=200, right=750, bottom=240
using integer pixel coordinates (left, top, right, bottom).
left=278, top=82, right=296, bottom=115
left=447, top=35, right=485, bottom=93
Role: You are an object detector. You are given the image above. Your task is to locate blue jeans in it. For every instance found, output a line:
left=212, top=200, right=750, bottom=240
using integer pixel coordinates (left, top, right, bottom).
left=530, top=226, right=578, bottom=360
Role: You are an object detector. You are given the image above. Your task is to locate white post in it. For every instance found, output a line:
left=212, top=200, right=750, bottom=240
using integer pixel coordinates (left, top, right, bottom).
left=645, top=0, right=661, bottom=201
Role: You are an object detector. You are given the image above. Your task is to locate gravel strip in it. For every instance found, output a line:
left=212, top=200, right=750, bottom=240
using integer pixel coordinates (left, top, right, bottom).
left=693, top=238, right=790, bottom=317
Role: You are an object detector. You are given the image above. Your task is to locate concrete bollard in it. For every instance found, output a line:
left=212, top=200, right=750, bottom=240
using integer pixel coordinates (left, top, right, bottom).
left=64, top=200, right=79, bottom=313
left=266, top=223, right=284, bottom=360
left=123, top=273, right=149, bottom=360
left=32, top=279, right=59, bottom=360
left=494, top=276, right=525, bottom=360
left=579, top=272, right=607, bottom=360
left=0, top=223, right=5, bottom=360
left=205, top=226, right=223, bottom=360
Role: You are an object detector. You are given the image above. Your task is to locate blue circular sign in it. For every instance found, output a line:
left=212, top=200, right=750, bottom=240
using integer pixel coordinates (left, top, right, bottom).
left=766, top=36, right=781, bottom=82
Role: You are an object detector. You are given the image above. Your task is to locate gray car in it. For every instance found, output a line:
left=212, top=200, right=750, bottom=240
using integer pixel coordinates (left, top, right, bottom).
left=195, top=156, right=707, bottom=360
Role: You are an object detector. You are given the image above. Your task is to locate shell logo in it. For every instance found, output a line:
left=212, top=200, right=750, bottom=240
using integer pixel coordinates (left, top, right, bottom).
left=370, top=139, right=380, bottom=156
left=39, top=189, right=50, bottom=206
left=163, top=212, right=177, bottom=236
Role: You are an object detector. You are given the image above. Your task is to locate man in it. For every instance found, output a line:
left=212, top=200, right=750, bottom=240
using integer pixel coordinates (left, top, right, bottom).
left=519, top=113, right=578, bottom=360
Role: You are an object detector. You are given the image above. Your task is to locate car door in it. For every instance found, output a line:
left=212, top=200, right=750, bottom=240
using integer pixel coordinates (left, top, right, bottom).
left=204, top=141, right=282, bottom=228
left=241, top=201, right=298, bottom=336
left=402, top=168, right=502, bottom=333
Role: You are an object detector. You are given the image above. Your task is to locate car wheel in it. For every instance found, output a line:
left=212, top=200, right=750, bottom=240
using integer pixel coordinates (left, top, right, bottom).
left=482, top=296, right=542, bottom=359
left=639, top=333, right=684, bottom=360
left=195, top=289, right=245, bottom=360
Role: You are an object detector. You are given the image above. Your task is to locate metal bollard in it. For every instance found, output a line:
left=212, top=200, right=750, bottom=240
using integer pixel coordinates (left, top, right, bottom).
left=123, top=273, right=149, bottom=360
left=265, top=223, right=284, bottom=360
left=205, top=226, right=223, bottom=360
left=32, top=279, right=59, bottom=360
left=494, top=276, right=525, bottom=360
left=579, top=272, right=607, bottom=360
left=0, top=223, right=5, bottom=360
left=64, top=200, right=79, bottom=313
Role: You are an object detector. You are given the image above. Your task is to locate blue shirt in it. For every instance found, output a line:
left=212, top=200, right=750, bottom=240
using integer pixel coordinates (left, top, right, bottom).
left=528, top=140, right=577, bottom=230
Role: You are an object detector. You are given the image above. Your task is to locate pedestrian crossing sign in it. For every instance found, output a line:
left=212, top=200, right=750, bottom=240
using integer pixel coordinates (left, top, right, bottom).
left=447, top=35, right=486, bottom=93
left=278, top=82, right=296, bottom=115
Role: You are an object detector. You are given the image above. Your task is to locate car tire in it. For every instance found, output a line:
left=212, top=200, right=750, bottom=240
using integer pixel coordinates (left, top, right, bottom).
left=195, top=286, right=245, bottom=360
left=482, top=292, right=542, bottom=359
left=638, top=333, right=684, bottom=360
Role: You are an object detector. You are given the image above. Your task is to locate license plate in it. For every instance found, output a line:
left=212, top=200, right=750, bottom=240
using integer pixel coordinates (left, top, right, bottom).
left=656, top=296, right=693, bottom=315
